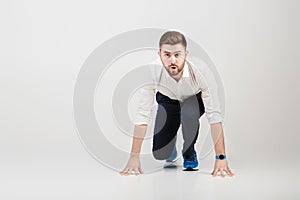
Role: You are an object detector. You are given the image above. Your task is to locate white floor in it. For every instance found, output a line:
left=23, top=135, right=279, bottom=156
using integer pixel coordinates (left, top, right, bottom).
left=2, top=153, right=299, bottom=200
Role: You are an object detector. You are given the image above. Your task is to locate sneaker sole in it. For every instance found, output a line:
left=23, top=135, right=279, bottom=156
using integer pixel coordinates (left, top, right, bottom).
left=183, top=166, right=199, bottom=171
left=163, top=161, right=177, bottom=169
left=163, top=163, right=177, bottom=169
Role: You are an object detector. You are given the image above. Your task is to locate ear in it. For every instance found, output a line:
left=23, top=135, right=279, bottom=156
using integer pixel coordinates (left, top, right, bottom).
left=158, top=50, right=163, bottom=59
left=185, top=50, right=189, bottom=56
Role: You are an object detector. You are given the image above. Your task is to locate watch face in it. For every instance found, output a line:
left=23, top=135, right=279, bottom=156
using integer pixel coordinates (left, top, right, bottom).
left=219, top=154, right=225, bottom=160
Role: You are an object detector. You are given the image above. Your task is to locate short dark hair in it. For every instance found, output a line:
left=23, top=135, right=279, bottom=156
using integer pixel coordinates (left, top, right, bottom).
left=159, top=31, right=187, bottom=49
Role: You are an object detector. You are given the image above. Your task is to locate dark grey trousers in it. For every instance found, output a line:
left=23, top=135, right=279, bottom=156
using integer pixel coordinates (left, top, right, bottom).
left=152, top=91, right=205, bottom=160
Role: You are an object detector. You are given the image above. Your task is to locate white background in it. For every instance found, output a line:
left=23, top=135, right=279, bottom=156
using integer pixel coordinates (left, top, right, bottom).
left=1, top=0, right=299, bottom=199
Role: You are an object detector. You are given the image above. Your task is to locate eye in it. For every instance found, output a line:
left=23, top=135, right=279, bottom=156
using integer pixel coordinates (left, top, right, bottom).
left=165, top=53, right=170, bottom=57
left=175, top=53, right=179, bottom=58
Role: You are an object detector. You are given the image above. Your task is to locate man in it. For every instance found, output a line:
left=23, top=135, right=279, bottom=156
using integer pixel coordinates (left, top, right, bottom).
left=120, top=31, right=234, bottom=177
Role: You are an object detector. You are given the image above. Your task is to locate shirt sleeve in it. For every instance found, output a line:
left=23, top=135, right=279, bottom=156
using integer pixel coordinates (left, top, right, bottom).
left=132, top=64, right=160, bottom=125
left=193, top=59, right=224, bottom=124
left=133, top=84, right=156, bottom=125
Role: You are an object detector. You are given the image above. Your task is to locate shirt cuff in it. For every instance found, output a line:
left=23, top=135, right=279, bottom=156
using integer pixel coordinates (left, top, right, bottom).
left=133, top=116, right=151, bottom=125
left=206, top=113, right=224, bottom=124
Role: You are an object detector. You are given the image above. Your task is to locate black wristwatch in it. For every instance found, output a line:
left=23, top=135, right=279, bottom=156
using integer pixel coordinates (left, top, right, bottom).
left=215, top=154, right=226, bottom=160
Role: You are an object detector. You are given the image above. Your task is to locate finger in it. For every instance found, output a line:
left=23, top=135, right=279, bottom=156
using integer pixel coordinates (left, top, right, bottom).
left=126, top=168, right=134, bottom=176
left=211, top=169, right=216, bottom=176
left=121, top=168, right=131, bottom=176
left=220, top=170, right=225, bottom=178
left=119, top=168, right=128, bottom=176
left=223, top=167, right=233, bottom=177
left=223, top=168, right=230, bottom=176
left=120, top=171, right=127, bottom=176
left=138, top=167, right=144, bottom=174
left=134, top=168, right=140, bottom=176
left=211, top=168, right=219, bottom=177
left=227, top=168, right=235, bottom=176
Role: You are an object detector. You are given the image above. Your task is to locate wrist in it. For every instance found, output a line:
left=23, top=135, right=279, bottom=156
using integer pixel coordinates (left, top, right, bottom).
left=130, top=152, right=140, bottom=158
left=215, top=154, right=226, bottom=160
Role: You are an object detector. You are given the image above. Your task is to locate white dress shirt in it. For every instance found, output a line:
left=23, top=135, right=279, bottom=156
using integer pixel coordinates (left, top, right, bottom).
left=133, top=57, right=224, bottom=125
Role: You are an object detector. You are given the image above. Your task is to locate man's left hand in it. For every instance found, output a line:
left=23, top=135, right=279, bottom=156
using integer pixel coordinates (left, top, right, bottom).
left=211, top=159, right=234, bottom=178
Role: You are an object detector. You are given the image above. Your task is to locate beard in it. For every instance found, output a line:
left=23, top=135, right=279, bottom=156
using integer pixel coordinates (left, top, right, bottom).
left=165, top=63, right=184, bottom=77
left=159, top=56, right=186, bottom=78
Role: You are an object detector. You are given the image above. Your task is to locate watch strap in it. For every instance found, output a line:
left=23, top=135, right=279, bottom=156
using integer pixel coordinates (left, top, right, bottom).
left=215, top=154, right=226, bottom=160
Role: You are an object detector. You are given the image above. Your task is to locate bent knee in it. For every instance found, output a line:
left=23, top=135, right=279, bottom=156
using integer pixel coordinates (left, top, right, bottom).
left=152, top=149, right=171, bottom=160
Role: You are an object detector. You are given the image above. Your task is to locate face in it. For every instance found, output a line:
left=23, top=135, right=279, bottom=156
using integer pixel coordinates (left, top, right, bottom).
left=158, top=43, right=188, bottom=77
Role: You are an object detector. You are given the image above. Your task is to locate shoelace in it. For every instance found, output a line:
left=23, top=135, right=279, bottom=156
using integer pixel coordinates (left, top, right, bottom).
left=184, top=152, right=197, bottom=161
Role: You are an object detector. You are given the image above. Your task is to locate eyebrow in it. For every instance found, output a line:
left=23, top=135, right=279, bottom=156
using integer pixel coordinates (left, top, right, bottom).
left=162, top=50, right=182, bottom=54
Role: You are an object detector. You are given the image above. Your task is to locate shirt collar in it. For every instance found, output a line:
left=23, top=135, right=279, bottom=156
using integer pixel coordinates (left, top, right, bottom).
left=182, top=61, right=189, bottom=78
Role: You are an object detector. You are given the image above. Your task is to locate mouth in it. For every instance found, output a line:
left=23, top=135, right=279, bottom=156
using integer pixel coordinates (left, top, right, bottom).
left=170, top=65, right=177, bottom=69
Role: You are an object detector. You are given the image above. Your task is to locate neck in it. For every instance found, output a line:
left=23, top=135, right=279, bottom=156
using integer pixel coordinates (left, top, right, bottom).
left=171, top=70, right=184, bottom=82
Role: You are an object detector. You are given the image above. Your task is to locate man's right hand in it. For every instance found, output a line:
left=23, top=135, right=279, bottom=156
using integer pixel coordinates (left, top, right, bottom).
left=119, top=155, right=144, bottom=176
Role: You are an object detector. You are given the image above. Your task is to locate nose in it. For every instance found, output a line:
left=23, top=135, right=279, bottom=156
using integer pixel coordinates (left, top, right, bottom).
left=170, top=55, right=176, bottom=64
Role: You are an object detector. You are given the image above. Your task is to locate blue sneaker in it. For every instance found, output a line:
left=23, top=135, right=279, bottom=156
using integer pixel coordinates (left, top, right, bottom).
left=163, top=146, right=177, bottom=168
left=183, top=151, right=199, bottom=171
left=166, top=146, right=177, bottom=162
